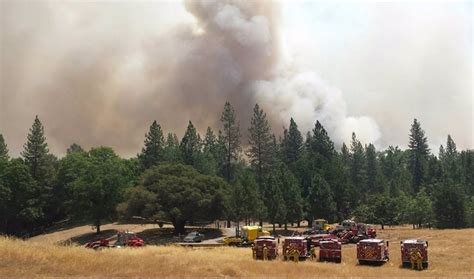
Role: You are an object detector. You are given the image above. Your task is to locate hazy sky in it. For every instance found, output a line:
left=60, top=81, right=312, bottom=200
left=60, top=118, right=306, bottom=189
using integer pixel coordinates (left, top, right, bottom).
left=0, top=0, right=472, bottom=157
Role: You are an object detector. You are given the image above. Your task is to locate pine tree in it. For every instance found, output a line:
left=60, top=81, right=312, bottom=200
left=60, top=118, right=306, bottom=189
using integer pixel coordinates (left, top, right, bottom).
left=281, top=118, right=303, bottom=165
left=21, top=116, right=49, bottom=180
left=67, top=143, right=84, bottom=154
left=180, top=121, right=201, bottom=167
left=307, top=173, right=337, bottom=222
left=0, top=133, right=9, bottom=160
left=139, top=120, right=165, bottom=169
left=444, top=135, right=459, bottom=182
left=220, top=102, right=241, bottom=183
left=164, top=133, right=180, bottom=162
left=408, top=118, right=430, bottom=193
left=200, top=127, right=219, bottom=175
left=247, top=104, right=273, bottom=189
left=366, top=143, right=378, bottom=192
left=350, top=132, right=367, bottom=201
left=310, top=120, right=335, bottom=160
left=264, top=173, right=287, bottom=234
left=277, top=163, right=303, bottom=230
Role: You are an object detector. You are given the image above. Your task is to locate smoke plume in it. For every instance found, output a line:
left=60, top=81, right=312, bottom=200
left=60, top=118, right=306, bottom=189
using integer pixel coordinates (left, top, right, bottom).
left=0, top=0, right=380, bottom=157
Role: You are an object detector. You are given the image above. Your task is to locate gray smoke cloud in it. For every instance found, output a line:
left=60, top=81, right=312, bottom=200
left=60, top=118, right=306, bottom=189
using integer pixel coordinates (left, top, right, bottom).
left=3, top=0, right=421, bottom=157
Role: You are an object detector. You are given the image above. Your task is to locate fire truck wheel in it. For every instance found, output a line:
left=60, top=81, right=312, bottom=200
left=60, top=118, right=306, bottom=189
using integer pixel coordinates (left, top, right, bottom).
left=358, top=260, right=365, bottom=265
left=422, top=262, right=429, bottom=269
left=336, top=258, right=341, bottom=263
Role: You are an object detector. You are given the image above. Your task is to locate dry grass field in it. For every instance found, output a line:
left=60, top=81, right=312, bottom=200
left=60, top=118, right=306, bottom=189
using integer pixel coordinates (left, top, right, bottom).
left=1, top=226, right=473, bottom=277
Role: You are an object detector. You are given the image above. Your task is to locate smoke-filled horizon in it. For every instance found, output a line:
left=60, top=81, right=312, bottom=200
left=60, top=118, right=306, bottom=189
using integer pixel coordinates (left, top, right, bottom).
left=1, top=1, right=472, bottom=157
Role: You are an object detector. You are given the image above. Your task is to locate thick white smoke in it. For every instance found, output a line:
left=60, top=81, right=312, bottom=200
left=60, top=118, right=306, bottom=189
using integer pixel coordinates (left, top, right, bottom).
left=184, top=0, right=381, bottom=146
left=1, top=0, right=381, bottom=156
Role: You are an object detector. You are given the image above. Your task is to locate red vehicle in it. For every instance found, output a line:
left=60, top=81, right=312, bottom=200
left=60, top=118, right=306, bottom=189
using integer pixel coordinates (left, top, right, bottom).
left=85, top=231, right=144, bottom=249
left=253, top=236, right=278, bottom=260
left=85, top=238, right=110, bottom=250
left=308, top=234, right=337, bottom=247
left=357, top=239, right=389, bottom=265
left=319, top=239, right=342, bottom=263
left=115, top=231, right=145, bottom=247
left=400, top=239, right=429, bottom=268
left=283, top=237, right=308, bottom=260
left=356, top=223, right=376, bottom=238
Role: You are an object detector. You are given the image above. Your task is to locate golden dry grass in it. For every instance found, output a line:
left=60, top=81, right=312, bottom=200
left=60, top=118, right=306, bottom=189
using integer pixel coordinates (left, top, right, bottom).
left=2, top=226, right=473, bottom=277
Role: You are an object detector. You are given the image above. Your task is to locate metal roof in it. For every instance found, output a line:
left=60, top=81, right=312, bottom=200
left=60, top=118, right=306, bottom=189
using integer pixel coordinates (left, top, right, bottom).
left=359, top=238, right=384, bottom=243
left=402, top=239, right=426, bottom=244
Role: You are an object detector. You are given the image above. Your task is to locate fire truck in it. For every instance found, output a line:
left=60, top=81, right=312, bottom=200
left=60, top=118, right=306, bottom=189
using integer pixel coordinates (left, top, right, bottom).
left=357, top=239, right=389, bottom=265
left=85, top=231, right=144, bottom=249
left=400, top=239, right=429, bottom=269
left=319, top=239, right=342, bottom=263
left=253, top=236, right=278, bottom=260
left=283, top=237, right=309, bottom=261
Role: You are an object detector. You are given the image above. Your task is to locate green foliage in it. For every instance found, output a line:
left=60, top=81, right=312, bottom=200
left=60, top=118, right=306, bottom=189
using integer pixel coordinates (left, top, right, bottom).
left=139, top=120, right=165, bottom=170
left=247, top=104, right=273, bottom=188
left=408, top=118, right=430, bottom=192
left=21, top=116, right=50, bottom=181
left=433, top=183, right=466, bottom=228
left=0, top=159, right=42, bottom=235
left=281, top=118, right=303, bottom=165
left=163, top=133, right=180, bottom=162
left=307, top=173, right=336, bottom=222
left=264, top=172, right=286, bottom=232
left=66, top=143, right=84, bottom=154
left=135, top=163, right=228, bottom=234
left=69, top=147, right=131, bottom=233
left=350, top=132, right=367, bottom=200
left=277, top=163, right=303, bottom=225
left=179, top=121, right=201, bottom=167
left=220, top=102, right=241, bottom=182
left=466, top=196, right=474, bottom=227
left=0, top=133, right=9, bottom=160
left=406, top=188, right=434, bottom=228
left=117, top=186, right=156, bottom=220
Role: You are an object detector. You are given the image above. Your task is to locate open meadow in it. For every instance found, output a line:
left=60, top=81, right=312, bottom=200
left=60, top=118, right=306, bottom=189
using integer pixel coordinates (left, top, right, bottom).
left=1, top=225, right=473, bottom=277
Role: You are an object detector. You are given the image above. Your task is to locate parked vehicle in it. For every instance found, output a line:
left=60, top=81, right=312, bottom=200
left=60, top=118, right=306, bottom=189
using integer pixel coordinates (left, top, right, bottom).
left=85, top=231, right=144, bottom=249
left=283, top=237, right=308, bottom=261
left=313, top=219, right=331, bottom=232
left=401, top=239, right=429, bottom=269
left=357, top=239, right=389, bottom=265
left=183, top=232, right=204, bottom=243
left=223, top=226, right=270, bottom=246
left=253, top=236, right=278, bottom=260
left=319, top=239, right=342, bottom=263
left=115, top=231, right=145, bottom=247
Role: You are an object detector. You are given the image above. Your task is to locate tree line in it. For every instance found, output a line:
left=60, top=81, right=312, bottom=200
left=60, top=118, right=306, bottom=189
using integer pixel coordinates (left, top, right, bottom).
left=0, top=102, right=473, bottom=236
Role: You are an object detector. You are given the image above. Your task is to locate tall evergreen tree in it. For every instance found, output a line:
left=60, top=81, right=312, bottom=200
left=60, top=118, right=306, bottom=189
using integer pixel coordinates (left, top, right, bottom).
left=281, top=118, right=303, bottom=165
left=366, top=143, right=378, bottom=192
left=139, top=120, right=165, bottom=169
left=21, top=116, right=49, bottom=180
left=277, top=163, right=303, bottom=229
left=433, top=183, right=466, bottom=228
left=350, top=132, right=367, bottom=201
left=307, top=173, right=337, bottom=223
left=163, top=133, right=180, bottom=162
left=247, top=104, right=273, bottom=189
left=264, top=173, right=286, bottom=233
left=0, top=134, right=9, bottom=160
left=408, top=118, right=430, bottom=193
left=179, top=121, right=201, bottom=167
left=444, top=135, right=460, bottom=182
left=220, top=102, right=241, bottom=182
left=309, top=120, right=335, bottom=160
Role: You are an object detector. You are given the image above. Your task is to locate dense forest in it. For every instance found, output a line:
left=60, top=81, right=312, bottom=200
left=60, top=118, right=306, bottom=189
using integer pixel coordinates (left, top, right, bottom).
left=1, top=102, right=473, bottom=236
